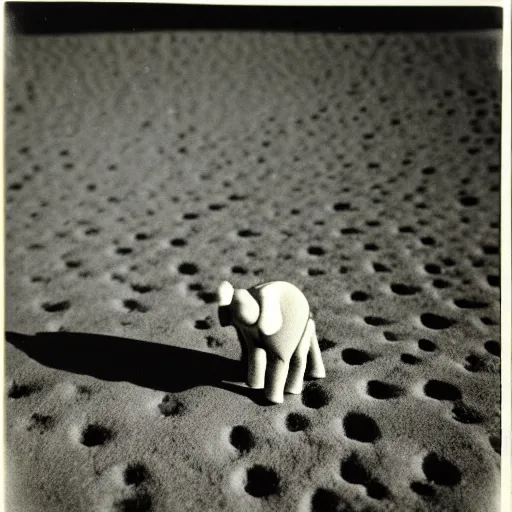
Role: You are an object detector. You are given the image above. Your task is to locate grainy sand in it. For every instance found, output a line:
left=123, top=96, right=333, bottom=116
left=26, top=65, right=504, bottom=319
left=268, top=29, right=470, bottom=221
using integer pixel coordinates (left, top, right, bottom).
left=4, top=30, right=501, bottom=511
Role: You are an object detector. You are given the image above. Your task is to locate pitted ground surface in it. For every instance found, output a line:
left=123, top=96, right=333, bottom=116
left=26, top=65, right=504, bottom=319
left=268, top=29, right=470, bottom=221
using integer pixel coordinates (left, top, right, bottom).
left=5, top=30, right=501, bottom=512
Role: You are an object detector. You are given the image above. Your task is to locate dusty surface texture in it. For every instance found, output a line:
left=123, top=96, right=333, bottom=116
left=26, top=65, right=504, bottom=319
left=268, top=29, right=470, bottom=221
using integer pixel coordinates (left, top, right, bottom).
left=4, top=30, right=501, bottom=511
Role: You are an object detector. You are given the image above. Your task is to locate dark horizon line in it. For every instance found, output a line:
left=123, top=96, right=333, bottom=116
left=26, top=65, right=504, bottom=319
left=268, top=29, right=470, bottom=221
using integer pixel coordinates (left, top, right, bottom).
left=5, top=3, right=503, bottom=35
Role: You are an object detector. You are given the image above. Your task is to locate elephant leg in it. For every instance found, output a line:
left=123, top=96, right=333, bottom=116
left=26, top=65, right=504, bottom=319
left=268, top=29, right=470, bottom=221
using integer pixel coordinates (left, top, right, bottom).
left=285, top=321, right=312, bottom=394
left=247, top=346, right=266, bottom=389
left=306, top=319, right=326, bottom=379
left=264, top=353, right=290, bottom=404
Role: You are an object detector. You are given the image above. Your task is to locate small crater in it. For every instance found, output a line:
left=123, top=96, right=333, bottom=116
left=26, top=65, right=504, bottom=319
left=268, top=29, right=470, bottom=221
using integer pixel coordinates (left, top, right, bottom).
left=432, top=279, right=451, bottom=288
left=123, top=300, right=149, bottom=313
left=454, top=299, right=488, bottom=309
left=411, top=481, right=435, bottom=497
left=343, top=412, right=381, bottom=443
left=124, top=463, right=150, bottom=486
left=364, top=316, right=390, bottom=326
left=464, top=354, right=488, bottom=372
left=65, top=260, right=82, bottom=269
left=116, top=247, right=133, bottom=255
left=342, top=348, right=373, bottom=365
left=401, top=353, right=420, bottom=364
left=422, top=453, right=461, bottom=486
left=135, top=232, right=150, bottom=241
left=487, top=275, right=499, bottom=287
left=81, top=424, right=112, bottom=447
left=42, top=300, right=71, bottom=313
left=366, top=480, right=389, bottom=500
left=183, top=212, right=199, bottom=220
left=178, top=262, right=199, bottom=275
left=206, top=335, right=223, bottom=348
left=424, top=380, right=461, bottom=401
left=340, top=453, right=369, bottom=484
left=391, top=283, right=420, bottom=295
left=311, top=488, right=343, bottom=512
left=333, top=202, right=351, bottom=211
left=114, top=493, right=152, bottom=512
left=27, top=413, right=54, bottom=433
left=301, top=383, right=329, bottom=409
left=229, top=425, right=255, bottom=454
left=383, top=331, right=398, bottom=341
left=459, top=196, right=479, bottom=206
left=351, top=291, right=370, bottom=301
left=452, top=401, right=484, bottom=424
left=420, top=313, right=456, bottom=330
left=170, top=238, right=187, bottom=247
left=341, top=228, right=362, bottom=235
left=364, top=243, right=379, bottom=251
left=131, top=284, right=155, bottom=294
left=418, top=339, right=436, bottom=352
left=424, top=264, right=441, bottom=274
left=489, top=435, right=501, bottom=454
left=8, top=381, right=40, bottom=399
left=232, top=265, right=248, bottom=275
left=237, top=229, right=261, bottom=238
left=308, top=246, right=325, bottom=256
left=158, top=395, right=185, bottom=417
left=420, top=236, right=436, bottom=246
left=197, top=291, right=217, bottom=304
left=373, top=262, right=391, bottom=272
left=366, top=381, right=403, bottom=399
left=244, top=465, right=281, bottom=498
left=308, top=268, right=326, bottom=276
left=482, top=244, right=499, bottom=255
left=318, top=338, right=336, bottom=351
left=195, top=316, right=213, bottom=330
left=484, top=340, right=500, bottom=357
left=286, top=413, right=310, bottom=432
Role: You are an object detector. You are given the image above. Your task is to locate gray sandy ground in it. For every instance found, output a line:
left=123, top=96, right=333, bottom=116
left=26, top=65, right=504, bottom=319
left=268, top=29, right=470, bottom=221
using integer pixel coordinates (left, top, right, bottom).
left=4, top=30, right=501, bottom=512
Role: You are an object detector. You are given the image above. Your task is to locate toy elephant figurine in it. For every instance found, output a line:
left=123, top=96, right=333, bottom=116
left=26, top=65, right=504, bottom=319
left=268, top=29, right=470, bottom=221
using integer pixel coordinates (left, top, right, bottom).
left=217, top=280, right=326, bottom=403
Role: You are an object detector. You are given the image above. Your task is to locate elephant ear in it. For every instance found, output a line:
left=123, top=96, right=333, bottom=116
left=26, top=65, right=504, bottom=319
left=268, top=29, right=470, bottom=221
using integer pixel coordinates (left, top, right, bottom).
left=257, top=286, right=283, bottom=336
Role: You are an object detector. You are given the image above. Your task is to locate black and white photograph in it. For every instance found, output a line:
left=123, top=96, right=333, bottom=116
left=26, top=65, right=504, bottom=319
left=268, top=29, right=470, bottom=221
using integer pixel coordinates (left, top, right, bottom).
left=3, top=2, right=507, bottom=511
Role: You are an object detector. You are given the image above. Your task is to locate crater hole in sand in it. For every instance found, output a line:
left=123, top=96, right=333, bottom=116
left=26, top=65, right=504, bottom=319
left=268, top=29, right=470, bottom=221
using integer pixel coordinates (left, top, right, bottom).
left=422, top=453, right=461, bottom=486
left=178, top=262, right=199, bottom=275
left=130, top=284, right=155, bottom=294
left=451, top=401, right=484, bottom=424
left=333, top=202, right=351, bottom=211
left=489, top=435, right=501, bottom=454
left=113, top=492, right=152, bottom=512
left=286, top=412, right=310, bottom=432
left=364, top=316, right=390, bottom=326
left=28, top=413, right=54, bottom=433
left=244, top=465, right=281, bottom=498
left=123, top=299, right=149, bottom=313
left=229, top=426, right=255, bottom=454
left=194, top=316, right=213, bottom=330
left=432, top=279, right=451, bottom=288
left=464, top=354, right=488, bottom=372
left=373, top=262, right=391, bottom=272
left=341, top=227, right=362, bottom=235
left=116, top=247, right=133, bottom=255
left=158, top=395, right=185, bottom=417
left=307, top=246, right=326, bottom=256
left=342, top=348, right=373, bottom=365
left=366, top=381, right=403, bottom=399
left=301, top=383, right=329, bottom=409
left=410, top=481, right=435, bottom=497
left=487, top=275, right=499, bottom=287
left=343, top=412, right=381, bottom=443
left=237, top=229, right=260, bottom=238
left=423, top=380, right=461, bottom=401
left=454, top=298, right=488, bottom=309
left=390, top=283, right=421, bottom=295
left=420, top=313, right=456, bottom=330
left=311, top=488, right=343, bottom=512
left=318, top=338, right=336, bottom=351
left=231, top=265, right=248, bottom=275
left=418, top=339, right=436, bottom=352
left=124, top=463, right=150, bottom=486
left=81, top=424, right=112, bottom=447
left=8, top=381, right=40, bottom=399
left=383, top=331, right=398, bottom=341
left=351, top=291, right=370, bottom=301
left=197, top=291, right=217, bottom=304
left=42, top=300, right=71, bottom=313
left=170, top=238, right=187, bottom=247
left=206, top=335, right=223, bottom=348
left=424, top=264, right=441, bottom=274
left=308, top=268, right=326, bottom=276
left=484, top=340, right=500, bottom=356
